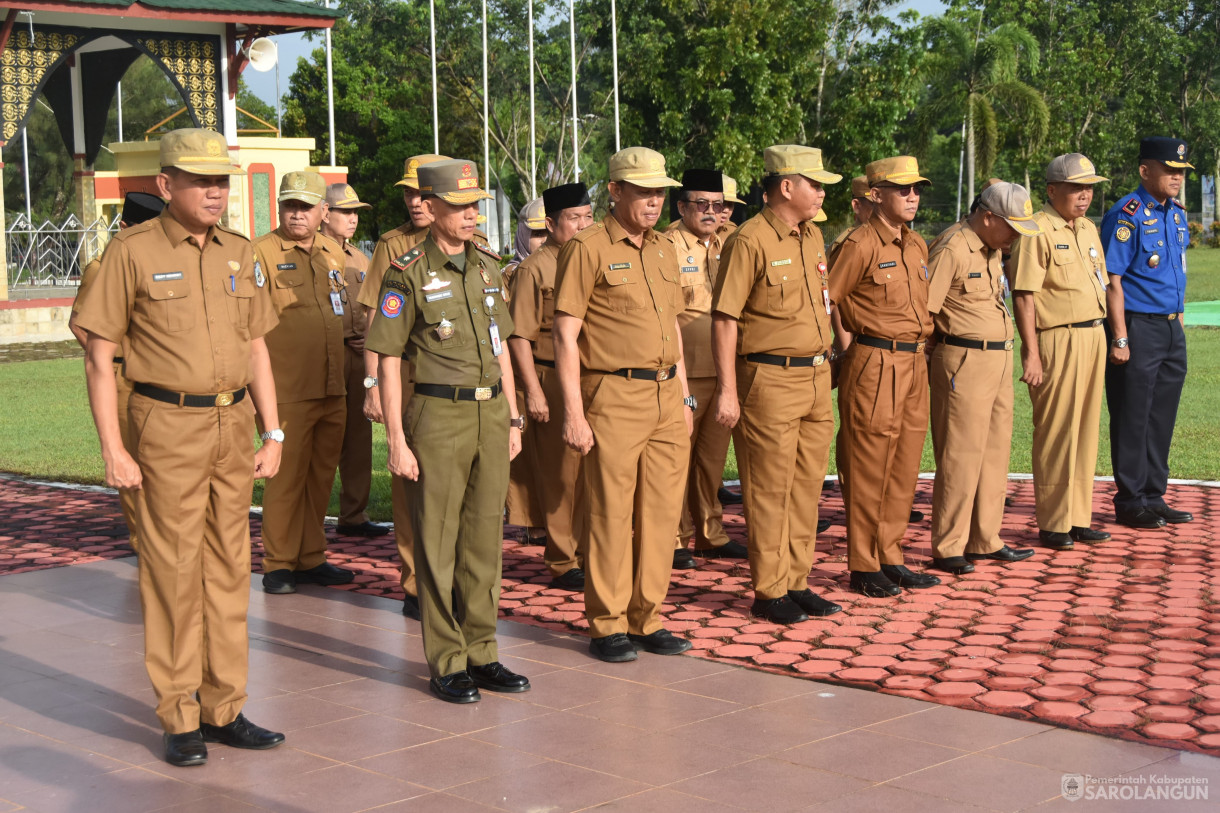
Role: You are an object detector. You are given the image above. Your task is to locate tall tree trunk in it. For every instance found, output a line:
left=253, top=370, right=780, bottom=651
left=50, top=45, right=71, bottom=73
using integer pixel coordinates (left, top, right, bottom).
left=966, top=97, right=976, bottom=204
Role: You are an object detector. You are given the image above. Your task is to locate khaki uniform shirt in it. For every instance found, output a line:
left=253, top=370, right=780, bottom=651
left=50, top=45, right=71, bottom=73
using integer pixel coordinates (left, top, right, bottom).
left=74, top=210, right=277, bottom=393
left=712, top=207, right=832, bottom=357
left=74, top=258, right=128, bottom=361
left=1010, top=204, right=1107, bottom=329
left=365, top=236, right=512, bottom=388
left=339, top=241, right=370, bottom=342
left=253, top=229, right=347, bottom=401
left=667, top=220, right=722, bottom=378
left=926, top=220, right=1013, bottom=342
left=357, top=222, right=429, bottom=311
left=508, top=240, right=560, bottom=362
left=829, top=226, right=857, bottom=260
left=828, top=213, right=932, bottom=342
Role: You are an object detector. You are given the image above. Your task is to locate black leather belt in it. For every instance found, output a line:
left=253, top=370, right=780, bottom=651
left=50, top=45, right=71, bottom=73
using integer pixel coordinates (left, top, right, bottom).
left=744, top=352, right=827, bottom=367
left=943, top=336, right=1014, bottom=351
left=1046, top=318, right=1104, bottom=330
left=534, top=358, right=556, bottom=368
left=1127, top=312, right=1178, bottom=321
left=414, top=382, right=502, bottom=401
left=134, top=382, right=246, bottom=408
left=856, top=334, right=926, bottom=353
left=610, top=365, right=678, bottom=381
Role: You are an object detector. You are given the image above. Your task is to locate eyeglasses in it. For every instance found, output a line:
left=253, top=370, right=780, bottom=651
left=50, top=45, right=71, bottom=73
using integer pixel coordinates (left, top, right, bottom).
left=882, top=185, right=924, bottom=197
left=685, top=198, right=726, bottom=213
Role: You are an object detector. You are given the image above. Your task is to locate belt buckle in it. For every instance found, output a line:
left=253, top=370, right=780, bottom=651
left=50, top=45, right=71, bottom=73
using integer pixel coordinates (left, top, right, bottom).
left=1003, top=339, right=1014, bottom=351
left=1168, top=313, right=1177, bottom=321
left=656, top=368, right=671, bottom=381
left=812, top=354, right=826, bottom=366
left=1093, top=319, right=1103, bottom=327
left=214, top=391, right=234, bottom=407
left=915, top=341, right=926, bottom=352
left=474, top=387, right=492, bottom=401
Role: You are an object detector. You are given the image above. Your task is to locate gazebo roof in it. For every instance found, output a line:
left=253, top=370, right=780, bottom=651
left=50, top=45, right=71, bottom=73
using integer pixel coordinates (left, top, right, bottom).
left=10, top=0, right=341, bottom=31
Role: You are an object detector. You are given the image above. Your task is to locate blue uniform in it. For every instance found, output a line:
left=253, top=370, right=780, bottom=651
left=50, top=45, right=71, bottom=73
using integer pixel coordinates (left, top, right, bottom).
left=1100, top=186, right=1189, bottom=314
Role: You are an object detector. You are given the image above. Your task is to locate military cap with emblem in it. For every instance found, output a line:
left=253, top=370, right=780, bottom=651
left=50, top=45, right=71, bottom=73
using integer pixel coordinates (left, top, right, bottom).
left=680, top=169, right=723, bottom=193
left=519, top=197, right=546, bottom=230
left=1046, top=153, right=1108, bottom=184
left=279, top=171, right=327, bottom=205
left=866, top=155, right=930, bottom=187
left=326, top=182, right=372, bottom=210
left=121, top=191, right=165, bottom=226
left=850, top=175, right=870, bottom=199
left=542, top=182, right=590, bottom=214
left=978, top=181, right=1041, bottom=236
left=608, top=147, right=681, bottom=188
left=1139, top=136, right=1193, bottom=169
left=394, top=153, right=451, bottom=189
left=418, top=159, right=493, bottom=204
left=722, top=174, right=746, bottom=205
left=763, top=145, right=842, bottom=184
left=159, top=128, right=245, bottom=176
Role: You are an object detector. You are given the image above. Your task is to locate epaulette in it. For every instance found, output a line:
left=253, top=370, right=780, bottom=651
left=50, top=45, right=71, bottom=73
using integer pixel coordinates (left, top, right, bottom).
left=1121, top=198, right=1140, bottom=216
left=475, top=242, right=501, bottom=262
left=215, top=222, right=249, bottom=240
left=570, top=222, right=604, bottom=244
left=1171, top=198, right=1186, bottom=209
left=390, top=248, right=424, bottom=271
left=380, top=222, right=417, bottom=242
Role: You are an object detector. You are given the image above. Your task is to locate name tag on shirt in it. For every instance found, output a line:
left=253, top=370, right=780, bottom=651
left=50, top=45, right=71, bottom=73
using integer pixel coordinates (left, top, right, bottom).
left=770, top=258, right=792, bottom=267
left=1054, top=244, right=1070, bottom=250
left=330, top=291, right=344, bottom=315
left=609, top=262, right=632, bottom=271
left=681, top=266, right=699, bottom=273
left=425, top=290, right=453, bottom=303
left=968, top=272, right=982, bottom=279
left=152, top=272, right=183, bottom=282
left=878, top=261, right=897, bottom=269
left=277, top=263, right=296, bottom=270
left=489, top=319, right=503, bottom=356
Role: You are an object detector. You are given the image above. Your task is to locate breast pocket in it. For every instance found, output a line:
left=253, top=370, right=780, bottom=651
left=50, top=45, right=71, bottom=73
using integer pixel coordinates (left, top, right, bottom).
left=147, top=280, right=195, bottom=332
left=765, top=266, right=801, bottom=314
left=604, top=271, right=644, bottom=313
left=225, top=278, right=254, bottom=335
left=871, top=266, right=909, bottom=310
left=961, top=274, right=990, bottom=302
left=1141, top=230, right=1167, bottom=265
left=273, top=271, right=308, bottom=309
left=419, top=298, right=466, bottom=350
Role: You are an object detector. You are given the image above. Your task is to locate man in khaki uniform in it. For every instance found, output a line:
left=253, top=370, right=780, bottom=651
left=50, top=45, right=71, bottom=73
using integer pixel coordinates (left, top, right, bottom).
left=367, top=159, right=530, bottom=703
left=667, top=169, right=747, bottom=570
left=76, top=129, right=285, bottom=766
left=507, top=183, right=594, bottom=591
left=1011, top=154, right=1113, bottom=549
left=319, top=183, right=386, bottom=537
left=555, top=147, right=695, bottom=663
left=926, top=182, right=1038, bottom=574
left=829, top=156, right=940, bottom=598
left=254, top=172, right=352, bottom=594
left=69, top=191, right=165, bottom=554
left=711, top=145, right=843, bottom=624
left=829, top=176, right=874, bottom=256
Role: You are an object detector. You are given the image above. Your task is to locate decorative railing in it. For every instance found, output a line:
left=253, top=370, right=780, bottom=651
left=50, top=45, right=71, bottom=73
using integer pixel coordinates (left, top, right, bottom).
left=5, top=212, right=120, bottom=287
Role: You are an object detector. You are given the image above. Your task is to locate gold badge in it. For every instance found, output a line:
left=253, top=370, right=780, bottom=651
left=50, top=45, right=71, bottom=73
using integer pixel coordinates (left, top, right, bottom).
left=436, top=318, right=455, bottom=340
left=1116, top=226, right=1131, bottom=243
left=206, top=139, right=222, bottom=157
left=461, top=163, right=473, bottom=177
left=1023, top=199, right=1033, bottom=216
left=292, top=174, right=306, bottom=190
left=228, top=260, right=240, bottom=271
left=1149, top=253, right=1160, bottom=268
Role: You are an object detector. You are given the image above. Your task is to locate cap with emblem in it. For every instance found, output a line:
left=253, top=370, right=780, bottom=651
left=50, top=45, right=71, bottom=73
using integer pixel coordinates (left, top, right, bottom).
left=680, top=169, right=722, bottom=193
left=279, top=171, right=327, bottom=205
left=542, top=182, right=591, bottom=214
left=608, top=147, right=681, bottom=188
left=763, top=145, right=842, bottom=184
left=159, top=128, right=245, bottom=176
left=394, top=154, right=451, bottom=189
left=722, top=175, right=746, bottom=205
left=121, top=191, right=165, bottom=226
left=1139, top=137, right=1193, bottom=169
left=866, top=155, right=930, bottom=187
left=325, top=182, right=371, bottom=209
left=519, top=197, right=546, bottom=230
left=418, top=159, right=493, bottom=204
left=850, top=175, right=870, bottom=199
left=978, top=181, right=1041, bottom=236
left=1045, top=153, right=1108, bottom=184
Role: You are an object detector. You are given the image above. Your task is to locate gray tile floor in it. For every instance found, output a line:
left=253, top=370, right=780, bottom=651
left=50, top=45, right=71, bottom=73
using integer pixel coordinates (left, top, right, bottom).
left=1, top=558, right=1216, bottom=812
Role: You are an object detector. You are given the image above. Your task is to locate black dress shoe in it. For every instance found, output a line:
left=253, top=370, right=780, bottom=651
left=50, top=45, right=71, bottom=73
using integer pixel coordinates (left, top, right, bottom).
left=787, top=588, right=842, bottom=617
left=627, top=628, right=693, bottom=655
left=200, top=713, right=285, bottom=750
left=694, top=540, right=749, bottom=560
left=849, top=570, right=902, bottom=597
left=1116, top=508, right=1167, bottom=529
left=523, top=528, right=548, bottom=546
left=401, top=594, right=421, bottom=619
left=468, top=662, right=530, bottom=693
left=673, top=548, right=696, bottom=570
left=1036, top=530, right=1074, bottom=550
left=750, top=595, right=809, bottom=624
left=590, top=633, right=638, bottom=663
left=334, top=521, right=389, bottom=538
left=1004, top=496, right=1015, bottom=507
left=965, top=544, right=1036, bottom=562
left=293, top=562, right=356, bottom=585
left=930, top=556, right=975, bottom=575
left=1150, top=504, right=1193, bottom=524
left=429, top=671, right=481, bottom=703
left=718, top=486, right=743, bottom=505
left=816, top=518, right=832, bottom=534
left=261, top=569, right=296, bottom=594
left=163, top=730, right=207, bottom=767
left=1069, top=527, right=1111, bottom=542
left=909, top=510, right=925, bottom=523
left=880, top=564, right=941, bottom=588
left=550, top=567, right=585, bottom=591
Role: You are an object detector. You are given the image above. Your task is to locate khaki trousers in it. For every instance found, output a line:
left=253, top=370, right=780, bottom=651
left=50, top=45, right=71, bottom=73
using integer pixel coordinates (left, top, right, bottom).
left=734, top=361, right=833, bottom=599
left=405, top=392, right=508, bottom=678
left=506, top=389, right=544, bottom=528
left=929, top=344, right=1012, bottom=558
left=392, top=368, right=417, bottom=597
left=114, top=363, right=139, bottom=553
left=261, top=395, right=345, bottom=572
left=837, top=345, right=929, bottom=572
left=581, top=374, right=690, bottom=638
left=1031, top=325, right=1105, bottom=532
left=529, top=364, right=581, bottom=576
left=338, top=345, right=372, bottom=526
left=129, top=393, right=254, bottom=734
left=675, top=376, right=733, bottom=551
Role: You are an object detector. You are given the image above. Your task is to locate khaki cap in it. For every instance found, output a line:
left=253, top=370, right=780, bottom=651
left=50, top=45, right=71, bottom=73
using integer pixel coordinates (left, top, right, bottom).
left=608, top=147, right=681, bottom=188
left=279, top=171, right=327, bottom=205
left=850, top=175, right=870, bottom=198
left=763, top=145, right=842, bottom=184
left=812, top=208, right=827, bottom=223
left=395, top=153, right=450, bottom=189
left=1045, top=153, right=1108, bottom=184
left=418, top=159, right=493, bottom=205
left=520, top=197, right=546, bottom=230
left=978, top=181, right=1040, bottom=237
left=159, top=128, right=244, bottom=176
left=866, top=155, right=930, bottom=187
left=325, top=182, right=371, bottom=209
left=722, top=174, right=746, bottom=205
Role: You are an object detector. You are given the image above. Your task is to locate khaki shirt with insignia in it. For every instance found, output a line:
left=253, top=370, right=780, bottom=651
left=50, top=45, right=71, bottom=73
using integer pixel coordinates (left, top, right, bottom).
left=339, top=241, right=370, bottom=341
left=508, top=240, right=560, bottom=362
left=828, top=213, right=932, bottom=342
left=74, top=258, right=128, bottom=361
left=554, top=215, right=683, bottom=373
left=925, top=220, right=1013, bottom=343
left=1010, top=204, right=1107, bottom=329
left=666, top=220, right=723, bottom=378
left=74, top=210, right=278, bottom=393
left=253, top=229, right=347, bottom=401
left=712, top=207, right=832, bottom=358
left=357, top=222, right=428, bottom=311
left=365, top=237, right=512, bottom=388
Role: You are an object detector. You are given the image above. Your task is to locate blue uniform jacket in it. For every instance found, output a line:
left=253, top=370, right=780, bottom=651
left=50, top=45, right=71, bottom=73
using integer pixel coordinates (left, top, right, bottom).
left=1100, top=185, right=1189, bottom=314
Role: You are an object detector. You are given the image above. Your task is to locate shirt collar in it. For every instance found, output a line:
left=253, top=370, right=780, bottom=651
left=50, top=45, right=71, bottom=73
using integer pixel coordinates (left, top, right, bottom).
left=762, top=207, right=800, bottom=241
left=1136, top=185, right=1167, bottom=211
left=422, top=235, right=477, bottom=272
left=960, top=221, right=986, bottom=253
left=604, top=213, right=657, bottom=246
left=867, top=212, right=904, bottom=245
left=159, top=209, right=224, bottom=248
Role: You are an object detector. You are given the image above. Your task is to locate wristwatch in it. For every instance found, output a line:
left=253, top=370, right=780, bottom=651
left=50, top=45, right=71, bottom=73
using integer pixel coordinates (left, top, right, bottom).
left=509, top=416, right=526, bottom=429
left=260, top=429, right=285, bottom=443
left=1111, top=337, right=1129, bottom=349
left=362, top=376, right=378, bottom=389
left=683, top=395, right=698, bottom=410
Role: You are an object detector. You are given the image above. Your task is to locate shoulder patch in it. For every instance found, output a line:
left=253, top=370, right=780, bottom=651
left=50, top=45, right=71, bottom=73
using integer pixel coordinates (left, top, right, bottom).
left=475, top=243, right=501, bottom=261
left=1121, top=198, right=1140, bottom=216
left=390, top=249, right=423, bottom=271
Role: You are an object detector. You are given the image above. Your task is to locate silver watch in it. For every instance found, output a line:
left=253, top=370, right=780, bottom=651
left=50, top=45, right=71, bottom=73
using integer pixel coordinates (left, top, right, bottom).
left=1111, top=337, right=1129, bottom=349
left=363, top=376, right=378, bottom=389
left=260, top=429, right=285, bottom=443
left=683, top=395, right=698, bottom=410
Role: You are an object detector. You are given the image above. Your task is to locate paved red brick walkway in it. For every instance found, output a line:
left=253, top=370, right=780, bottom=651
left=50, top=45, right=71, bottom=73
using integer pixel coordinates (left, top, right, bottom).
left=3, top=473, right=1218, bottom=759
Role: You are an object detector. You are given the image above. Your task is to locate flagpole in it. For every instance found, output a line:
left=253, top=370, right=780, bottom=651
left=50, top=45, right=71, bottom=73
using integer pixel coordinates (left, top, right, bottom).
left=528, top=0, right=536, bottom=197
left=430, top=0, right=439, bottom=154
left=324, top=0, right=336, bottom=166
left=569, top=0, right=579, bottom=181
left=481, top=0, right=490, bottom=223
left=610, top=0, right=620, bottom=151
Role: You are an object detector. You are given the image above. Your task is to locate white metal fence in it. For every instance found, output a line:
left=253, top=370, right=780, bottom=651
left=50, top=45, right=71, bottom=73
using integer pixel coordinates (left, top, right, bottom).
left=5, top=213, right=120, bottom=288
